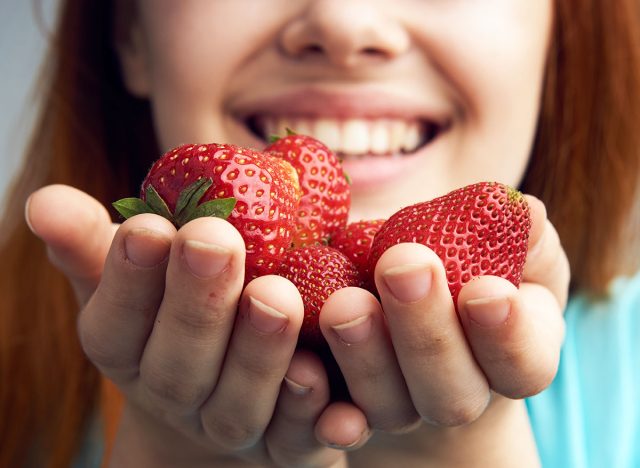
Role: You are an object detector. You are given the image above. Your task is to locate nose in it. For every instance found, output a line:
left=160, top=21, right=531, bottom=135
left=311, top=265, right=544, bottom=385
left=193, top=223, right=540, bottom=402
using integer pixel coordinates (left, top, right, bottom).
left=279, top=0, right=410, bottom=68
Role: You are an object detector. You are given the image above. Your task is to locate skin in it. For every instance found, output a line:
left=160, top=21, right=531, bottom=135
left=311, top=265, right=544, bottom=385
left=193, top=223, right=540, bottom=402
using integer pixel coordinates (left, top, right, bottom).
left=25, top=0, right=569, bottom=466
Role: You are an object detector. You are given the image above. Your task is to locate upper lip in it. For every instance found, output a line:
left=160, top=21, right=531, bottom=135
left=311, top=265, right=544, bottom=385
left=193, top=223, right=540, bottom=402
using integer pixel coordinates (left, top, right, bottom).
left=230, top=86, right=452, bottom=127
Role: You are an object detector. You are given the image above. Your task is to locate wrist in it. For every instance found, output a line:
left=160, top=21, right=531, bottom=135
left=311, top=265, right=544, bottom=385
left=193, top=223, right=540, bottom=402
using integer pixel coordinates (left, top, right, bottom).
left=422, top=395, right=540, bottom=467
left=108, top=403, right=255, bottom=468
left=349, top=396, right=540, bottom=468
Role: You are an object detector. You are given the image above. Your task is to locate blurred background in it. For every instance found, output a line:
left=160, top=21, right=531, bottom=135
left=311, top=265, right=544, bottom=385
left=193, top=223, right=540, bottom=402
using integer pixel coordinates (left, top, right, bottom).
left=0, top=0, right=57, bottom=209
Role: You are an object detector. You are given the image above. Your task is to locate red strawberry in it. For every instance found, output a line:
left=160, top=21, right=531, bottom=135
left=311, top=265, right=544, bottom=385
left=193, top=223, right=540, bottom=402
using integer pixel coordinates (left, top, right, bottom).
left=113, top=143, right=301, bottom=281
left=329, top=219, right=386, bottom=291
left=265, top=133, right=350, bottom=247
left=368, top=182, right=531, bottom=305
left=278, top=245, right=361, bottom=350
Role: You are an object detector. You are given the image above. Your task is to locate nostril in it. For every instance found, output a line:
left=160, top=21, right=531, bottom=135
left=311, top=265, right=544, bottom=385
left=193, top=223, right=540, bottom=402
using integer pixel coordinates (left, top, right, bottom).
left=304, top=44, right=324, bottom=54
left=362, top=47, right=383, bottom=56
left=297, top=44, right=383, bottom=60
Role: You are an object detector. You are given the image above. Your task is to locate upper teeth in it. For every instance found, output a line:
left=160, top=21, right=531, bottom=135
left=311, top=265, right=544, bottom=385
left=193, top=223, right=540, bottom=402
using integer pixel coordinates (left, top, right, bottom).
left=260, top=117, right=428, bottom=156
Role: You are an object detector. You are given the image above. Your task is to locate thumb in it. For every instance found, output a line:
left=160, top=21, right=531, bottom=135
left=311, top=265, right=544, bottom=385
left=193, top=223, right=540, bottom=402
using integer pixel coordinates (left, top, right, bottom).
left=25, top=184, right=118, bottom=306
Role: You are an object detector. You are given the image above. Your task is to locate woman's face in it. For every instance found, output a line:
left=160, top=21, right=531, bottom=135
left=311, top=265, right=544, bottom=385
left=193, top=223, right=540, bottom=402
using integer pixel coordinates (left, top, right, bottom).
left=119, top=0, right=552, bottom=220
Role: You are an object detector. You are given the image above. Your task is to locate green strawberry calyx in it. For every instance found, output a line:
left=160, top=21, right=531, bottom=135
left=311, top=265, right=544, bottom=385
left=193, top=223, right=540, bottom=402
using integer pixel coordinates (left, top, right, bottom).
left=505, top=185, right=525, bottom=204
left=268, top=127, right=298, bottom=143
left=112, top=178, right=237, bottom=228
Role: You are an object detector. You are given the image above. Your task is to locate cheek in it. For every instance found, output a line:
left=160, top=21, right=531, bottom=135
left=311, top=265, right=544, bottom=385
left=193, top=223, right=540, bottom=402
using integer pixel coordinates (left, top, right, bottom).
left=137, top=3, right=265, bottom=149
left=437, top=7, right=550, bottom=124
left=422, top=2, right=552, bottom=184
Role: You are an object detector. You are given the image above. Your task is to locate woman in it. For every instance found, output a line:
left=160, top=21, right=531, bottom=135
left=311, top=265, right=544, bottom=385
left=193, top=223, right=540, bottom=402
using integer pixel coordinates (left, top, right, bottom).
left=1, top=1, right=639, bottom=466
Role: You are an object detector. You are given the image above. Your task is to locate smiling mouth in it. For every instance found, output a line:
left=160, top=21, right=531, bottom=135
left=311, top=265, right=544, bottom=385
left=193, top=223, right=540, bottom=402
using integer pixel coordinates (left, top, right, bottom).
left=245, top=115, right=446, bottom=158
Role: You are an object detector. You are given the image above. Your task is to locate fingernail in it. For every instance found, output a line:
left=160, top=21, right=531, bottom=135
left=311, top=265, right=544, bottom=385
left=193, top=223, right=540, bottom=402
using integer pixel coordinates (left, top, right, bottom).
left=323, top=428, right=370, bottom=450
left=182, top=239, right=231, bottom=278
left=124, top=228, right=171, bottom=268
left=465, top=296, right=512, bottom=327
left=248, top=296, right=289, bottom=334
left=325, top=440, right=360, bottom=450
left=284, top=376, right=312, bottom=396
left=331, top=315, right=372, bottom=345
left=382, top=264, right=432, bottom=303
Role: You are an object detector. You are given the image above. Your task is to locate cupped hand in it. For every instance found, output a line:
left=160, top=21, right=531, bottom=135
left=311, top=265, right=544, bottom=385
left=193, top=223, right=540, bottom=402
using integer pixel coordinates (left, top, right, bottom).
left=319, top=194, right=569, bottom=433
left=26, top=184, right=370, bottom=467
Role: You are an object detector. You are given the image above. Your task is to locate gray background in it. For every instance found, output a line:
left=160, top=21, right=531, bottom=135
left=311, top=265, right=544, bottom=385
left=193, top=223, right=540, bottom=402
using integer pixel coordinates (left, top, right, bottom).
left=0, top=0, right=58, bottom=208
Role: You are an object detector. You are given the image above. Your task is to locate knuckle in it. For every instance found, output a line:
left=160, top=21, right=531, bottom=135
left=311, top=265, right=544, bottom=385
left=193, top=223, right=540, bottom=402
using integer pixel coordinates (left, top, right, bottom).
left=499, top=358, right=559, bottom=399
left=489, top=338, right=560, bottom=398
left=404, top=327, right=456, bottom=359
left=203, top=414, right=262, bottom=450
left=79, top=319, right=128, bottom=372
left=424, top=393, right=489, bottom=427
left=499, top=338, right=532, bottom=369
left=80, top=329, right=118, bottom=370
left=234, top=351, right=275, bottom=381
left=95, top=284, right=155, bottom=319
left=166, top=303, right=226, bottom=341
left=531, top=363, right=559, bottom=395
left=352, top=358, right=388, bottom=383
left=526, top=222, right=569, bottom=281
left=267, top=447, right=307, bottom=468
left=371, top=410, right=421, bottom=434
left=142, top=365, right=209, bottom=410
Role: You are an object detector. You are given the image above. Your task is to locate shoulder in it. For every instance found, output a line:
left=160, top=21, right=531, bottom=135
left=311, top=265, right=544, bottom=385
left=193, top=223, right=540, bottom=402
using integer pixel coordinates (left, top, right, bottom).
left=607, top=270, right=640, bottom=315
left=564, top=270, right=640, bottom=397
left=566, top=270, right=640, bottom=345
left=575, top=269, right=640, bottom=313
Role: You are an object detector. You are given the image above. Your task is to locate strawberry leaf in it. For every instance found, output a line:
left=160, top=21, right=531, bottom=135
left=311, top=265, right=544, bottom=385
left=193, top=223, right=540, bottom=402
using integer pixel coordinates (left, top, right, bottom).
left=183, top=197, right=237, bottom=224
left=145, top=185, right=173, bottom=220
left=285, top=127, right=297, bottom=136
left=268, top=135, right=281, bottom=143
left=343, top=171, right=352, bottom=186
left=174, top=178, right=213, bottom=225
left=112, top=198, right=155, bottom=219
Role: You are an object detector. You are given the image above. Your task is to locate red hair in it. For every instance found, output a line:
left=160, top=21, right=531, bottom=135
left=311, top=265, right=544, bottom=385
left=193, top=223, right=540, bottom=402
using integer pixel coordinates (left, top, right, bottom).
left=1, top=0, right=639, bottom=465
left=522, top=0, right=640, bottom=293
left=0, top=1, right=155, bottom=466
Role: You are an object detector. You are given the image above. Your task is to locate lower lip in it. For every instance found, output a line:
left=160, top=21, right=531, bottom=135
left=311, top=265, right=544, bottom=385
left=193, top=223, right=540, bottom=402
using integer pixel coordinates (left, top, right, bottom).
left=340, top=143, right=434, bottom=192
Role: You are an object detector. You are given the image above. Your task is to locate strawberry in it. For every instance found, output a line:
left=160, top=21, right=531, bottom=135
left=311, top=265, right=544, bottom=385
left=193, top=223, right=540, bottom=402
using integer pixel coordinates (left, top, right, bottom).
left=329, top=219, right=386, bottom=291
left=113, top=143, right=301, bottom=281
left=278, top=245, right=361, bottom=350
left=265, top=133, right=350, bottom=247
left=368, top=182, right=531, bottom=305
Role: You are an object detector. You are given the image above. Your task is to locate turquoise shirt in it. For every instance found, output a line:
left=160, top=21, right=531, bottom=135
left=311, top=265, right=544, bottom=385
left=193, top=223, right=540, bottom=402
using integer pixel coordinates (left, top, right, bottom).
left=527, top=272, right=640, bottom=467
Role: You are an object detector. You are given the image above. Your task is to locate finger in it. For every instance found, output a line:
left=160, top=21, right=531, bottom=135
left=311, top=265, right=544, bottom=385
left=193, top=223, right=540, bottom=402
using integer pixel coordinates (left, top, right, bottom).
left=457, top=276, right=565, bottom=399
left=200, top=275, right=303, bottom=451
left=78, top=214, right=176, bottom=384
left=523, top=195, right=571, bottom=308
left=315, top=402, right=371, bottom=451
left=25, top=184, right=117, bottom=305
left=266, top=351, right=346, bottom=468
left=320, top=287, right=420, bottom=432
left=137, top=217, right=246, bottom=413
left=374, top=243, right=490, bottom=426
